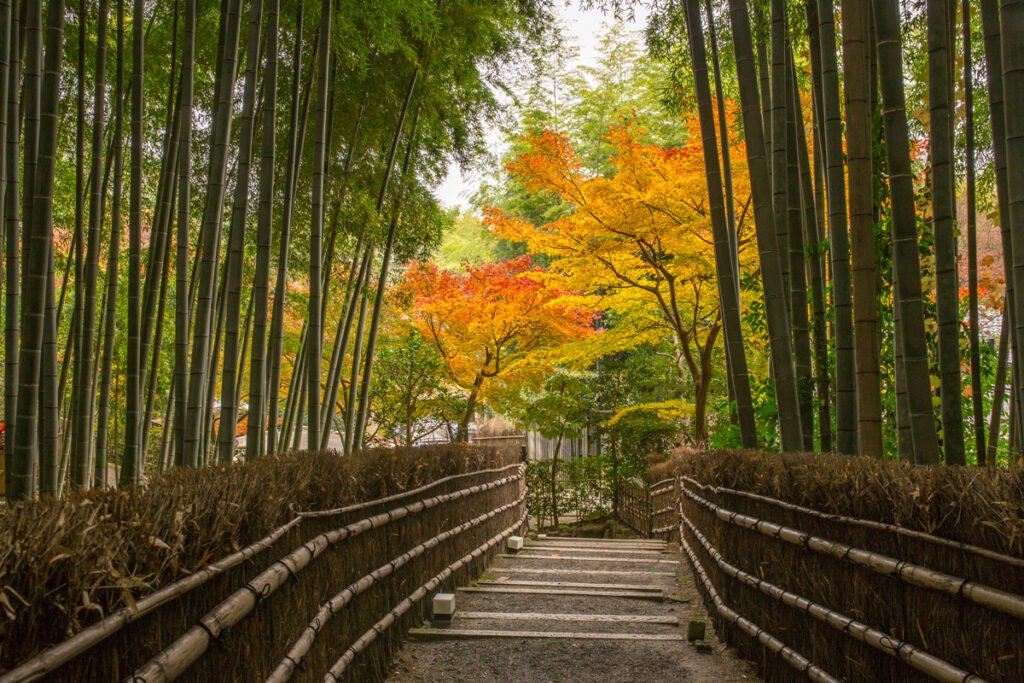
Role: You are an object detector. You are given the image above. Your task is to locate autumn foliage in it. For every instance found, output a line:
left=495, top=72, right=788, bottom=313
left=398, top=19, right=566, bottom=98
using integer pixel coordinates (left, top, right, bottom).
left=487, top=117, right=754, bottom=442
left=397, top=256, right=595, bottom=439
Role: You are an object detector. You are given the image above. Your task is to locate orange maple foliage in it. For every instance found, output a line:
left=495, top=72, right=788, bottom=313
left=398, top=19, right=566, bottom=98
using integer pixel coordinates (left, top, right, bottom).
left=397, top=256, right=595, bottom=439
left=487, top=116, right=756, bottom=443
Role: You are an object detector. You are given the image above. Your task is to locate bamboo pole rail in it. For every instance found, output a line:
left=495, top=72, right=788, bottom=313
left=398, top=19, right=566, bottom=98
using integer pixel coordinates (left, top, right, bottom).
left=131, top=466, right=525, bottom=682
left=677, top=520, right=840, bottom=683
left=322, top=512, right=528, bottom=681
left=267, top=489, right=527, bottom=682
left=679, top=481, right=1024, bottom=621
left=681, top=475, right=1024, bottom=569
left=679, top=512, right=987, bottom=683
left=0, top=463, right=522, bottom=683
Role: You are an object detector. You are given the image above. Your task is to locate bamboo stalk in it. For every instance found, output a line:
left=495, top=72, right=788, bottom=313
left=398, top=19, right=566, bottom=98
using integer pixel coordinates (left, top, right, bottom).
left=131, top=468, right=525, bottom=681
left=323, top=512, right=529, bottom=680
left=680, top=515, right=986, bottom=683
left=679, top=482, right=1024, bottom=619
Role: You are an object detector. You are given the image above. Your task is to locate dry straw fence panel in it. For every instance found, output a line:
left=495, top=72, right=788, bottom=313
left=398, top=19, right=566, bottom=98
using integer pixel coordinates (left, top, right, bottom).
left=0, top=445, right=526, bottom=682
left=647, top=450, right=1024, bottom=683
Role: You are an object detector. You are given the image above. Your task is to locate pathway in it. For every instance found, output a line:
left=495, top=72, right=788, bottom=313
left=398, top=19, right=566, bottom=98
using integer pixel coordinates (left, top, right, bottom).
left=387, top=535, right=759, bottom=682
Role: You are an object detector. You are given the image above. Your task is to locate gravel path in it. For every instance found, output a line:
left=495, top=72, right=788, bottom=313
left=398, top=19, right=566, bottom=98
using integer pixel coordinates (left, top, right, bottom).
left=386, top=536, right=759, bottom=683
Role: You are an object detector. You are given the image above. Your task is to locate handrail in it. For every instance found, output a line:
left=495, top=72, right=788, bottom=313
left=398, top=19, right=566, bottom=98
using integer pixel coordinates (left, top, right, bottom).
left=267, top=489, right=527, bottom=681
left=680, top=481, right=1024, bottom=621
left=680, top=475, right=1024, bottom=569
left=680, top=513, right=986, bottom=683
left=1, top=463, right=520, bottom=683
left=678, top=520, right=839, bottom=683
left=323, top=511, right=528, bottom=680
left=132, top=466, right=524, bottom=681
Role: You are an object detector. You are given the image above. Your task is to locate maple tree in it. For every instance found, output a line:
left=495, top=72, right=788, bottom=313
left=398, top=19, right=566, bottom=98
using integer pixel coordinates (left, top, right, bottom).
left=488, top=118, right=755, bottom=444
left=397, top=256, right=595, bottom=440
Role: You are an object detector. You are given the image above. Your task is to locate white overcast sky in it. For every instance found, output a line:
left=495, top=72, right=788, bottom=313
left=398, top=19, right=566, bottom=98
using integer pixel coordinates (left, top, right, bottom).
left=432, top=1, right=650, bottom=211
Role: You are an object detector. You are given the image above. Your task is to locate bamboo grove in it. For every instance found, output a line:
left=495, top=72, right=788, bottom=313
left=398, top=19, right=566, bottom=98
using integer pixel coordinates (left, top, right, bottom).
left=654, top=0, right=1024, bottom=466
left=0, top=0, right=550, bottom=500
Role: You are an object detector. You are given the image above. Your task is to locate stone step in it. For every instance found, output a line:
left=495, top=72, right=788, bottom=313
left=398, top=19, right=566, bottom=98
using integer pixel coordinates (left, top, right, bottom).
left=457, top=586, right=665, bottom=600
left=479, top=579, right=663, bottom=592
left=408, top=628, right=685, bottom=642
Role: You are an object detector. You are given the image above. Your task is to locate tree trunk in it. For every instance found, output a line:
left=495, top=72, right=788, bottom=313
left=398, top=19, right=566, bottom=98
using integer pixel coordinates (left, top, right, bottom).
left=352, top=84, right=421, bottom=452
left=785, top=52, right=814, bottom=450
left=2, top=0, right=18, bottom=496
left=11, top=0, right=64, bottom=499
left=217, top=0, right=264, bottom=463
left=306, top=0, right=332, bottom=451
left=963, top=0, right=984, bottom=464
left=928, top=0, right=964, bottom=465
left=872, top=0, right=941, bottom=464
left=185, top=0, right=243, bottom=467
left=987, top=311, right=1009, bottom=466
left=817, top=0, right=857, bottom=454
left=726, top=0, right=804, bottom=452
left=770, top=0, right=790, bottom=303
left=123, top=0, right=144, bottom=485
left=246, top=0, right=279, bottom=459
left=683, top=0, right=757, bottom=448
left=457, top=373, right=485, bottom=443
left=267, top=4, right=311, bottom=456
left=999, top=0, right=1024, bottom=448
left=843, top=0, right=883, bottom=457
left=95, top=2, right=125, bottom=487
left=173, top=0, right=196, bottom=467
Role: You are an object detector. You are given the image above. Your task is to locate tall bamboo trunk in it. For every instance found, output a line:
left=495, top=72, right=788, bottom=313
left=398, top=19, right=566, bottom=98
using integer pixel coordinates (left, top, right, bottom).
left=785, top=52, right=814, bottom=450
left=999, top=0, right=1024, bottom=448
left=185, top=0, right=243, bottom=467
left=343, top=256, right=373, bottom=454
left=306, top=0, right=332, bottom=450
left=842, top=0, right=883, bottom=457
left=928, top=0, right=964, bottom=465
left=872, top=0, right=941, bottom=464
left=703, top=0, right=740, bottom=282
left=11, top=0, right=64, bottom=500
left=247, top=0, right=279, bottom=459
left=173, top=0, right=196, bottom=467
left=963, top=0, right=984, bottom=464
left=70, top=0, right=109, bottom=489
left=987, top=311, right=1009, bottom=465
left=352, top=77, right=422, bottom=452
left=2, top=0, right=17, bottom=496
left=95, top=3, right=125, bottom=487
left=217, top=0, right=264, bottom=463
left=683, top=0, right=758, bottom=448
left=123, top=0, right=144, bottom=485
left=770, top=0, right=790, bottom=303
left=726, top=0, right=804, bottom=451
left=817, top=0, right=857, bottom=454
left=266, top=3, right=310, bottom=456
left=981, top=0, right=1022, bottom=450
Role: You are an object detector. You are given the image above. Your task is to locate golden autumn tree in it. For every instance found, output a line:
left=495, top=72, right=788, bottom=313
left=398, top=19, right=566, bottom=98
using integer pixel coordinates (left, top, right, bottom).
left=397, top=256, right=596, bottom=440
left=488, top=118, right=755, bottom=444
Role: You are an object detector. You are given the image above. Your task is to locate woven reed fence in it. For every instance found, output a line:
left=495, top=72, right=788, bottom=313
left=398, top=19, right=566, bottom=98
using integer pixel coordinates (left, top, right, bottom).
left=0, top=445, right=526, bottom=682
left=659, top=450, right=1024, bottom=683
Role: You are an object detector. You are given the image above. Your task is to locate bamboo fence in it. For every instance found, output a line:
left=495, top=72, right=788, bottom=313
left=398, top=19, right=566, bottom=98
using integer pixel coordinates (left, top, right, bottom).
left=651, top=450, right=1024, bottom=682
left=0, top=446, right=525, bottom=682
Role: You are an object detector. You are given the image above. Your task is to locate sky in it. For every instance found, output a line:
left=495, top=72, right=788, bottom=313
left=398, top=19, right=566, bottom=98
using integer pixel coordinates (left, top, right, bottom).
left=432, top=1, right=650, bottom=211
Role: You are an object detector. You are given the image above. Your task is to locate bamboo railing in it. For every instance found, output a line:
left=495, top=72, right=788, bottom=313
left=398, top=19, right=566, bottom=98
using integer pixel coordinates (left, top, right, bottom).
left=3, top=461, right=526, bottom=683
left=673, top=474, right=1023, bottom=682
